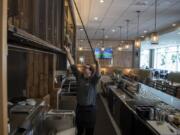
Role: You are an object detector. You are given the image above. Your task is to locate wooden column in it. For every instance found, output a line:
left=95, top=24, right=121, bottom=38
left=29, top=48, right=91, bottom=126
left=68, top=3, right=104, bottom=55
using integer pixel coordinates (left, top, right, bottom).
left=0, top=0, right=8, bottom=134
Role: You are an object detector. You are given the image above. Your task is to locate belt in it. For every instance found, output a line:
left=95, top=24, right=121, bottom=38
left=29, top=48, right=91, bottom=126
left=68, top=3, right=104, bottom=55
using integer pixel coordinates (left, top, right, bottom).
left=77, top=104, right=95, bottom=108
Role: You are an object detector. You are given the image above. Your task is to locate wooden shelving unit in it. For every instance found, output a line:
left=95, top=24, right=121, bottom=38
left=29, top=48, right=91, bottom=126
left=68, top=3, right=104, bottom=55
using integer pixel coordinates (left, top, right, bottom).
left=8, top=25, right=66, bottom=54
left=8, top=0, right=65, bottom=49
left=3, top=1, right=77, bottom=132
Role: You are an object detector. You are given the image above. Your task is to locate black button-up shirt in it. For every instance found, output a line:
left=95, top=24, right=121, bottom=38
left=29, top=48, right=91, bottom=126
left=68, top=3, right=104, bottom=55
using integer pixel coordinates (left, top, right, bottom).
left=71, top=65, right=101, bottom=106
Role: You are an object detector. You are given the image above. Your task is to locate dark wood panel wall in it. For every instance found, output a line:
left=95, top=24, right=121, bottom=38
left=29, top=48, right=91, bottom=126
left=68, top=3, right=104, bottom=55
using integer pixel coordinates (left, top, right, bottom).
left=7, top=0, right=76, bottom=106
left=7, top=49, right=56, bottom=100
left=0, top=0, right=77, bottom=134
left=26, top=52, right=53, bottom=98
left=8, top=0, right=66, bottom=48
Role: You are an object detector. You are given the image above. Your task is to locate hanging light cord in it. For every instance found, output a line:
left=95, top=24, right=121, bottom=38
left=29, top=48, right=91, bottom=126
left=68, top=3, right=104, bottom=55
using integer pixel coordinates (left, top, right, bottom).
left=72, top=0, right=96, bottom=61
left=155, top=0, right=157, bottom=31
left=137, top=11, right=140, bottom=37
left=126, top=20, right=130, bottom=40
left=79, top=29, right=82, bottom=48
left=119, top=26, right=122, bottom=41
left=102, top=28, right=105, bottom=46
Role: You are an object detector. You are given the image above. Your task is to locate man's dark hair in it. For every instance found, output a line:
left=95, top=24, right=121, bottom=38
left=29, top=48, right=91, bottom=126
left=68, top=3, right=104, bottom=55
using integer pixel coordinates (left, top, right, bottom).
left=85, top=64, right=95, bottom=75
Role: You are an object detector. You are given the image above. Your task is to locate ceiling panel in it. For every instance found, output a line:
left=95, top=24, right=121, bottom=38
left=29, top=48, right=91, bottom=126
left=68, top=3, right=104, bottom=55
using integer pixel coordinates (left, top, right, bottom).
left=75, top=0, right=180, bottom=47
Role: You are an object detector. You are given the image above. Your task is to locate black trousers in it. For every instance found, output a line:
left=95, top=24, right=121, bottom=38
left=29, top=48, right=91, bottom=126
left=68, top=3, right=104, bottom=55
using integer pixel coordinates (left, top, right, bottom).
left=77, top=126, right=94, bottom=135
left=76, top=104, right=96, bottom=135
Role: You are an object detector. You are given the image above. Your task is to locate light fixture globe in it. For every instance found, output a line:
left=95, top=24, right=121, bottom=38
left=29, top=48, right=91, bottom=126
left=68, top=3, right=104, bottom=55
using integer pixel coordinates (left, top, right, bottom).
left=118, top=46, right=122, bottom=51
left=124, top=41, right=130, bottom=49
left=150, top=32, right=159, bottom=44
left=125, top=44, right=129, bottom=49
left=135, top=38, right=141, bottom=48
left=79, top=46, right=83, bottom=51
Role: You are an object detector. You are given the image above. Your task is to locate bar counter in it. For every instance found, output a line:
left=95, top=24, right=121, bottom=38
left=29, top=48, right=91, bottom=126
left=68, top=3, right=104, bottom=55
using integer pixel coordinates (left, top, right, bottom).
left=101, top=77, right=180, bottom=135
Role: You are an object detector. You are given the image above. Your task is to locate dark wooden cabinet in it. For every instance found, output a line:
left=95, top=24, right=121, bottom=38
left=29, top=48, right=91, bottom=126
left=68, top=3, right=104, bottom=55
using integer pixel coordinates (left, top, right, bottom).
left=8, top=50, right=27, bottom=99
left=132, top=116, right=158, bottom=135
left=119, top=100, right=134, bottom=135
left=108, top=89, right=114, bottom=114
left=108, top=90, right=133, bottom=135
left=108, top=89, right=159, bottom=135
left=113, top=95, right=121, bottom=126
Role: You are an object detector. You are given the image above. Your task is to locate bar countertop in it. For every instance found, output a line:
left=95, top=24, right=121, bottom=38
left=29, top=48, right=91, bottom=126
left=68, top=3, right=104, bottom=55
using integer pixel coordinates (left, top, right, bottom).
left=105, top=79, right=180, bottom=135
left=105, top=77, right=180, bottom=110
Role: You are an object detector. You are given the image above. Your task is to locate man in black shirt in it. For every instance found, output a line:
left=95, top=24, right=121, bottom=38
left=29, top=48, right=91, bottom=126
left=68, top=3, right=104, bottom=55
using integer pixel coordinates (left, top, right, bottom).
left=64, top=46, right=101, bottom=135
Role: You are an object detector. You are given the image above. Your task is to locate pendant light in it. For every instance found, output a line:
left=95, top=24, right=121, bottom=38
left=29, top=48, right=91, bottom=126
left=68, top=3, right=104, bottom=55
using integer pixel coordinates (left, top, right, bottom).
left=125, top=19, right=130, bottom=49
left=78, top=28, right=83, bottom=51
left=135, top=11, right=141, bottom=48
left=101, top=28, right=105, bottom=51
left=151, top=0, right=159, bottom=44
left=118, top=26, right=123, bottom=51
left=79, top=46, right=83, bottom=51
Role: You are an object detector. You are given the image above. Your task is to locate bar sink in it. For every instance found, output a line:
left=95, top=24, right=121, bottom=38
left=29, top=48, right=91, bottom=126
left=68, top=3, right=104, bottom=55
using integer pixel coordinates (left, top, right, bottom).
left=40, top=110, right=75, bottom=135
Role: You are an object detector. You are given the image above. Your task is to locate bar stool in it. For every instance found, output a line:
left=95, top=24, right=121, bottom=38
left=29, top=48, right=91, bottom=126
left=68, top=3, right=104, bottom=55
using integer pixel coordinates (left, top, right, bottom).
left=164, top=83, right=177, bottom=96
left=147, top=79, right=155, bottom=88
left=155, top=80, right=165, bottom=91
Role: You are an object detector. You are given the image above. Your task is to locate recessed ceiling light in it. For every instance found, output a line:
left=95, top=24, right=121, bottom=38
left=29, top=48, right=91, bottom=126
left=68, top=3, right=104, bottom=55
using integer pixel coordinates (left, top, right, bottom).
left=112, top=29, right=116, bottom=32
left=100, top=0, right=104, bottom=3
left=172, top=23, right=176, bottom=27
left=94, top=17, right=98, bottom=21
left=141, top=35, right=145, bottom=38
left=80, top=28, right=84, bottom=31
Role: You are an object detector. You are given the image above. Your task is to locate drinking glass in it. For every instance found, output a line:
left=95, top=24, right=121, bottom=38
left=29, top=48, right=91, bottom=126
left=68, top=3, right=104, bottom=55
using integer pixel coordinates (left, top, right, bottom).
left=159, top=110, right=166, bottom=123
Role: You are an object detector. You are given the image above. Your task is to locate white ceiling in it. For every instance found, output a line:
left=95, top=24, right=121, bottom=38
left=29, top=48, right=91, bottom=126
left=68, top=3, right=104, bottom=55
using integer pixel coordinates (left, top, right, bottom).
left=75, top=0, right=180, bottom=42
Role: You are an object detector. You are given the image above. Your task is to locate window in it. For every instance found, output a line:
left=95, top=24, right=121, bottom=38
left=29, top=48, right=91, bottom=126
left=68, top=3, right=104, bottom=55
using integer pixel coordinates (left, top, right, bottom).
left=178, top=46, right=180, bottom=71
left=154, top=46, right=180, bottom=71
left=140, top=50, right=150, bottom=69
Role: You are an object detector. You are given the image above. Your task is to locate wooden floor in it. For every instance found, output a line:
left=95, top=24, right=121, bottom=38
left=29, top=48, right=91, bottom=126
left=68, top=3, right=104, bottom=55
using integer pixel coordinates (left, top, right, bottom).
left=59, top=94, right=117, bottom=135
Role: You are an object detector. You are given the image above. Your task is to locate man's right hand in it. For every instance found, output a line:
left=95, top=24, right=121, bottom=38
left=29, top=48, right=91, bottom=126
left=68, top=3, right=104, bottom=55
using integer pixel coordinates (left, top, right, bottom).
left=64, top=45, right=75, bottom=65
left=64, top=45, right=70, bottom=53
